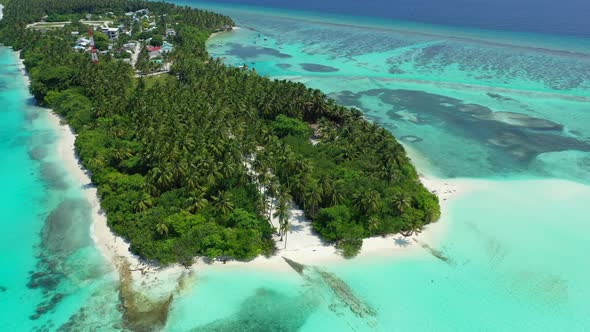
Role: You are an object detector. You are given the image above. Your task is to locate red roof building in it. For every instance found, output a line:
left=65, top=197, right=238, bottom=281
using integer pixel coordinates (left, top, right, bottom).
left=146, top=45, right=161, bottom=52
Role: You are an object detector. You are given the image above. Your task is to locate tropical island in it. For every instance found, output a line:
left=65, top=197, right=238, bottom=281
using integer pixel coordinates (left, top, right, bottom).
left=0, top=0, right=440, bottom=264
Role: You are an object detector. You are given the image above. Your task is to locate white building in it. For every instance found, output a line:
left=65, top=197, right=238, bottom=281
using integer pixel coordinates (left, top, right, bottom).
left=102, top=27, right=119, bottom=40
left=76, top=37, right=91, bottom=47
left=166, top=28, right=176, bottom=37
left=136, top=9, right=150, bottom=16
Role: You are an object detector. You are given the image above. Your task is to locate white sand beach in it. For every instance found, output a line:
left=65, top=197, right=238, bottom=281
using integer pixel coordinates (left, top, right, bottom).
left=14, top=50, right=187, bottom=298
left=46, top=111, right=189, bottom=296
left=205, top=173, right=476, bottom=273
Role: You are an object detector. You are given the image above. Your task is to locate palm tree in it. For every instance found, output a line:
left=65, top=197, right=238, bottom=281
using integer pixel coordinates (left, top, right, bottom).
left=212, top=190, right=234, bottom=216
left=400, top=220, right=423, bottom=238
left=304, top=184, right=322, bottom=217
left=353, top=189, right=381, bottom=214
left=282, top=221, right=293, bottom=249
left=184, top=173, right=204, bottom=192
left=364, top=189, right=381, bottom=214
left=326, top=188, right=344, bottom=206
left=318, top=175, right=334, bottom=203
left=136, top=192, right=153, bottom=212
left=112, top=146, right=133, bottom=163
left=377, top=164, right=397, bottom=185
left=156, top=223, right=169, bottom=237
left=148, top=165, right=173, bottom=192
left=265, top=178, right=279, bottom=220
left=273, top=199, right=290, bottom=239
left=393, top=194, right=411, bottom=214
left=186, top=191, right=209, bottom=213
left=339, top=143, right=359, bottom=161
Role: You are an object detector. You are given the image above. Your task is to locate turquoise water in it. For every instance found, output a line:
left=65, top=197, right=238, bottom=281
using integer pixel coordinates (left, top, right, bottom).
left=0, top=48, right=121, bottom=331
left=3, top=1, right=590, bottom=330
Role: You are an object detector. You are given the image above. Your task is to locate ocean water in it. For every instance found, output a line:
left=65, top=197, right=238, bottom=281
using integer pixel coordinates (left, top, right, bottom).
left=164, top=1, right=590, bottom=331
left=197, top=0, right=590, bottom=38
left=2, top=0, right=590, bottom=330
left=0, top=48, right=121, bottom=331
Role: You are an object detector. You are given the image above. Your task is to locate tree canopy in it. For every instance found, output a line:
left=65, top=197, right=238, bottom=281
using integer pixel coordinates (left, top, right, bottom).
left=0, top=0, right=440, bottom=263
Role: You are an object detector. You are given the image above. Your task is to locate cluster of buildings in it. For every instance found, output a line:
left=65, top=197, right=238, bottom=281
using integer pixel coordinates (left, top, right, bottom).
left=147, top=42, right=174, bottom=59
left=67, top=8, right=178, bottom=69
left=124, top=9, right=151, bottom=21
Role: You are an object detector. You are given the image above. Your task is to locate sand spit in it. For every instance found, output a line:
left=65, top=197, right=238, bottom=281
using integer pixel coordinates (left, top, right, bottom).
left=195, top=173, right=475, bottom=274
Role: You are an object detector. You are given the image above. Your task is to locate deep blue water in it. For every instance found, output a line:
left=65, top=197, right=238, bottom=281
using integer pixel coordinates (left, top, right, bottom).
left=200, top=0, right=590, bottom=38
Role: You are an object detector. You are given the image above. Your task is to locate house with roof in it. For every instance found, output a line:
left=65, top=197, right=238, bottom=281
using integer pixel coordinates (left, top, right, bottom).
left=123, top=42, right=137, bottom=50
left=147, top=45, right=162, bottom=59
left=149, top=50, right=162, bottom=59
left=161, top=41, right=174, bottom=53
left=136, top=9, right=150, bottom=16
left=102, top=27, right=119, bottom=40
left=166, top=28, right=176, bottom=38
left=76, top=37, right=91, bottom=47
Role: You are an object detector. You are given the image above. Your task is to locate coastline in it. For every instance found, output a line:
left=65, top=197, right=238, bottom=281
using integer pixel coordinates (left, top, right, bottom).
left=13, top=50, right=188, bottom=297
left=209, top=25, right=239, bottom=38
left=25, top=53, right=471, bottom=278
left=42, top=70, right=470, bottom=277
left=45, top=98, right=191, bottom=295
left=5, top=2, right=590, bottom=330
left=13, top=34, right=468, bottom=281
left=201, top=173, right=475, bottom=273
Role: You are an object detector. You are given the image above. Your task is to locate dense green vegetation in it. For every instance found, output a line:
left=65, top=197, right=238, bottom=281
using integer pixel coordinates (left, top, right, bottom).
left=0, top=0, right=439, bottom=263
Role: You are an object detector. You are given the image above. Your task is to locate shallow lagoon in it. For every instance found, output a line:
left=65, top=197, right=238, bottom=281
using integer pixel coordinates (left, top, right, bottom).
left=0, top=48, right=121, bottom=331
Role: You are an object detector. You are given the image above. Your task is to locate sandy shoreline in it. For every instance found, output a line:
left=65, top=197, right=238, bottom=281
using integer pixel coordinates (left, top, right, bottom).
left=208, top=26, right=239, bottom=40
left=206, top=173, right=476, bottom=273
left=13, top=50, right=188, bottom=296
left=45, top=104, right=191, bottom=295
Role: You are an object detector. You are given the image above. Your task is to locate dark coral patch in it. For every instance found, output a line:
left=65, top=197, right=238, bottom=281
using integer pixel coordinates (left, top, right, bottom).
left=331, top=88, right=590, bottom=166
left=226, top=43, right=291, bottom=59
left=300, top=63, right=339, bottom=72
left=196, top=288, right=316, bottom=332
